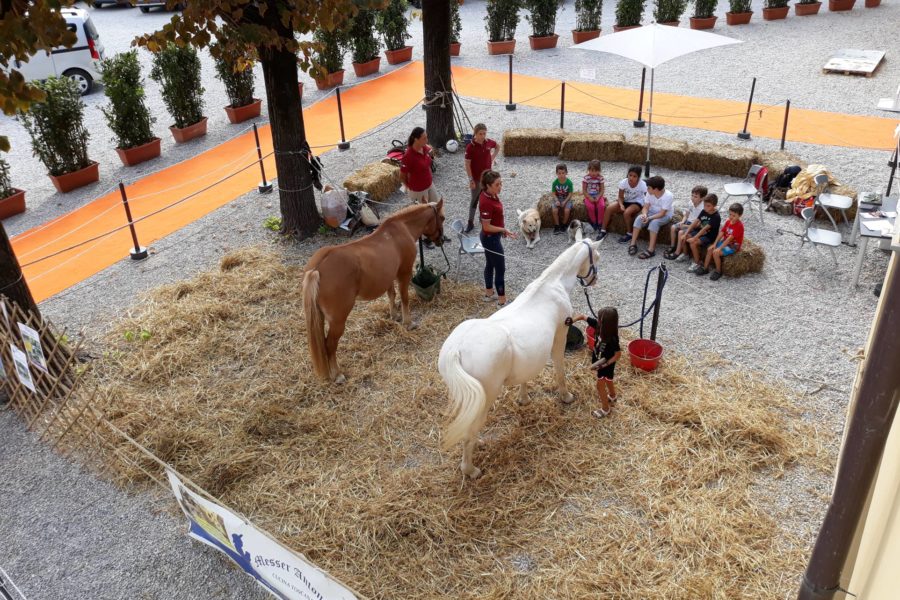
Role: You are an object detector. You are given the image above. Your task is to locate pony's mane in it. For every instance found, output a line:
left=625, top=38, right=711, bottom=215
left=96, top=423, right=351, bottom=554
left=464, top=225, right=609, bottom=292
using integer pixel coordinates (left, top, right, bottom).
left=383, top=202, right=435, bottom=223
left=516, top=242, right=587, bottom=301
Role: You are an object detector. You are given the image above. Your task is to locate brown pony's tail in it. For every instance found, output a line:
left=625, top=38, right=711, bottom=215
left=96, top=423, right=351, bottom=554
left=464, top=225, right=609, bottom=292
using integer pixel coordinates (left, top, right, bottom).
left=302, top=269, right=329, bottom=380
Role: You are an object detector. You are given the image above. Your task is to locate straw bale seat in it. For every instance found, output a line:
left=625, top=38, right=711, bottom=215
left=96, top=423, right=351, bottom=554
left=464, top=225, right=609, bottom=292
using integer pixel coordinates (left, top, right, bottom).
left=682, top=142, right=758, bottom=178
left=698, top=238, right=765, bottom=277
left=343, top=162, right=401, bottom=202
left=558, top=133, right=626, bottom=161
left=503, top=128, right=567, bottom=157
left=620, top=136, right=689, bottom=170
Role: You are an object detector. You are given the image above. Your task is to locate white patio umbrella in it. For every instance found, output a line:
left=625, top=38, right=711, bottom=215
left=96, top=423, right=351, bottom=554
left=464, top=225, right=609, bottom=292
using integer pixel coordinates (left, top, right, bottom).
left=573, top=23, right=742, bottom=177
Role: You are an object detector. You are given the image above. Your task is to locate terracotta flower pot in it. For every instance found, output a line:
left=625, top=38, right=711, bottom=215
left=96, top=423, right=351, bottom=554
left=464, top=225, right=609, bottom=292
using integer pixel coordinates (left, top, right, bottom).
left=762, top=6, right=789, bottom=18
left=352, top=57, right=381, bottom=78
left=864, top=0, right=880, bottom=7
left=794, top=1, right=822, bottom=14
left=689, top=15, right=718, bottom=28
left=49, top=161, right=99, bottom=193
left=725, top=11, right=753, bottom=24
left=613, top=24, right=641, bottom=32
left=116, top=137, right=161, bottom=167
left=660, top=20, right=680, bottom=26
left=450, top=42, right=461, bottom=56
left=828, top=0, right=855, bottom=9
left=487, top=40, right=516, bottom=55
left=572, top=29, right=601, bottom=43
left=169, top=117, right=208, bottom=144
left=528, top=34, right=559, bottom=50
left=385, top=46, right=413, bottom=65
left=315, top=70, right=345, bottom=90
left=0, top=188, right=26, bottom=220
left=224, top=99, right=262, bottom=124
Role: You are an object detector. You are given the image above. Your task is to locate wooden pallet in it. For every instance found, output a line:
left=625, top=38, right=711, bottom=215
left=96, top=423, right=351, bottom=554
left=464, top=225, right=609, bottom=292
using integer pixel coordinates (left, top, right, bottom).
left=823, top=49, right=886, bottom=77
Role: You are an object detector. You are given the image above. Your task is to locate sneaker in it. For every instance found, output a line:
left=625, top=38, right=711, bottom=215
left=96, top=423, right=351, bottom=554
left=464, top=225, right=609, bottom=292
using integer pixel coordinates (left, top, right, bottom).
left=694, top=266, right=709, bottom=276
left=483, top=293, right=497, bottom=302
left=464, top=221, right=475, bottom=234
left=617, top=233, right=632, bottom=244
left=596, top=230, right=607, bottom=241
left=710, top=270, right=723, bottom=281
left=687, top=263, right=699, bottom=273
left=676, top=253, right=690, bottom=262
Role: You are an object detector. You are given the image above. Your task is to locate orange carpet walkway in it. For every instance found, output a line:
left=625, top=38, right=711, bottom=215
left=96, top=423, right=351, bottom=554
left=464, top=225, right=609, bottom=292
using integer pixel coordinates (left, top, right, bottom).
left=13, top=61, right=897, bottom=302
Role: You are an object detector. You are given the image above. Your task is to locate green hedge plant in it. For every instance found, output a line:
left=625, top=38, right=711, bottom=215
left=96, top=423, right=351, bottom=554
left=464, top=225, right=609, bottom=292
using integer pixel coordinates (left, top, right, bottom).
left=378, top=0, right=411, bottom=52
left=526, top=0, right=560, bottom=37
left=450, top=1, right=462, bottom=43
left=765, top=0, right=789, bottom=7
left=692, top=0, right=718, bottom=16
left=729, top=0, right=752, bottom=11
left=486, top=0, right=520, bottom=42
left=348, top=9, right=381, bottom=63
left=615, top=0, right=645, bottom=26
left=0, top=157, right=13, bottom=198
left=149, top=43, right=205, bottom=129
left=575, top=0, right=603, bottom=30
left=213, top=42, right=257, bottom=109
left=100, top=50, right=156, bottom=150
left=19, top=77, right=91, bottom=177
left=655, top=0, right=688, bottom=21
left=313, top=28, right=345, bottom=75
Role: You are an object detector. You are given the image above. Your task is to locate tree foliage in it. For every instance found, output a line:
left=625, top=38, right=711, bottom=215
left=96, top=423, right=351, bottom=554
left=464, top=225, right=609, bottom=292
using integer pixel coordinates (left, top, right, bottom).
left=347, top=9, right=381, bottom=63
left=19, top=77, right=91, bottom=177
left=526, top=0, right=559, bottom=37
left=101, top=50, right=156, bottom=150
left=575, top=0, right=602, bottom=30
left=378, top=0, right=411, bottom=52
left=0, top=156, right=13, bottom=198
left=150, top=43, right=205, bottom=129
left=212, top=39, right=257, bottom=108
left=486, top=0, right=521, bottom=42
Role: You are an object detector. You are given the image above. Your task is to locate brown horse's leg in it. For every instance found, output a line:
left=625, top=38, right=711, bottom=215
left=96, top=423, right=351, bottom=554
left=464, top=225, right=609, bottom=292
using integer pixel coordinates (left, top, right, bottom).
left=397, top=271, right=416, bottom=330
left=325, top=312, right=350, bottom=383
left=386, top=281, right=399, bottom=321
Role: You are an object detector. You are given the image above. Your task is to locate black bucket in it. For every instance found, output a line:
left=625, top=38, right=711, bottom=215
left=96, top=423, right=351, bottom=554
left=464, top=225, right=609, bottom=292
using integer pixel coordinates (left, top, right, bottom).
left=412, top=265, right=441, bottom=302
left=565, top=325, right=585, bottom=353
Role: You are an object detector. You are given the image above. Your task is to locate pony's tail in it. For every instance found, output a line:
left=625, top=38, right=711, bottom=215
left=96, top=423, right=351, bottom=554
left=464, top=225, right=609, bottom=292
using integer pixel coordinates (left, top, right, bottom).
left=442, top=351, right=487, bottom=451
left=302, top=269, right=329, bottom=380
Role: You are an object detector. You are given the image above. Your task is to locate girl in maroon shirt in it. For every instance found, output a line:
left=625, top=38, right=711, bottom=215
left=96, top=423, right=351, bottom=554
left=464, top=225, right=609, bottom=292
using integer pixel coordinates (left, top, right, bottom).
left=478, top=170, right=517, bottom=307
left=399, top=127, right=438, bottom=204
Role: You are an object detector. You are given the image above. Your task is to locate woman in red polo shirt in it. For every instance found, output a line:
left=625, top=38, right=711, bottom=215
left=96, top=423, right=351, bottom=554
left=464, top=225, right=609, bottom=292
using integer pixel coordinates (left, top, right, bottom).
left=479, top=170, right=517, bottom=307
left=464, top=123, right=498, bottom=233
left=399, top=127, right=438, bottom=204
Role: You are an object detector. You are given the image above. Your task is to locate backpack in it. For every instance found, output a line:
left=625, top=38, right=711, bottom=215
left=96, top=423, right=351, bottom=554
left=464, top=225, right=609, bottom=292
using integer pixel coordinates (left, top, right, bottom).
left=775, top=165, right=802, bottom=189
left=384, top=139, right=437, bottom=173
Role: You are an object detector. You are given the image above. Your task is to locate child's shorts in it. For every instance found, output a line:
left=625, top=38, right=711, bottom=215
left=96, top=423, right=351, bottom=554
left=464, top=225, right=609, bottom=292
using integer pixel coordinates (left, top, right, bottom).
left=715, top=240, right=738, bottom=256
left=697, top=234, right=713, bottom=247
left=674, top=220, right=693, bottom=233
left=554, top=198, right=573, bottom=210
left=635, top=214, right=672, bottom=233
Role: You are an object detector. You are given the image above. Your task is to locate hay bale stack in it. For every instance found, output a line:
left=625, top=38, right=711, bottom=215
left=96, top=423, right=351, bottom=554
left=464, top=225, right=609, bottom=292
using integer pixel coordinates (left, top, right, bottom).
left=558, top=133, right=626, bottom=161
left=503, top=128, right=567, bottom=157
left=621, top=135, right=689, bottom=170
left=682, top=142, right=759, bottom=178
left=343, top=162, right=400, bottom=202
left=759, top=150, right=808, bottom=183
left=698, top=239, right=765, bottom=277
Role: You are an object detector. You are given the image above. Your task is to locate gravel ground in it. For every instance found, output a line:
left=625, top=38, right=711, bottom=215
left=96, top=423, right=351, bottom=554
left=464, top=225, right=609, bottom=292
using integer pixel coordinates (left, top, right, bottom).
left=1, top=1, right=896, bottom=598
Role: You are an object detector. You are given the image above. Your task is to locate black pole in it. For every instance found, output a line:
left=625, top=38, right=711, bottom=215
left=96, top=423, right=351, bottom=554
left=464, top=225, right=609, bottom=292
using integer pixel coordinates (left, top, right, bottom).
left=119, top=182, right=148, bottom=261
left=335, top=86, right=350, bottom=150
left=781, top=100, right=791, bottom=151
left=560, top=82, right=566, bottom=129
left=737, top=77, right=756, bottom=140
left=252, top=123, right=272, bottom=194
left=506, top=54, right=516, bottom=111
left=634, top=67, right=646, bottom=128
left=887, top=144, right=898, bottom=196
left=650, top=265, right=665, bottom=341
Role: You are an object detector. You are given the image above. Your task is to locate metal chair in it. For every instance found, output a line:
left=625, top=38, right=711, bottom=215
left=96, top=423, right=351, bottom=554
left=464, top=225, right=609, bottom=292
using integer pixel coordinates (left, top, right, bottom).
left=724, top=164, right=768, bottom=223
left=813, top=173, right=853, bottom=232
left=449, top=218, right=484, bottom=281
left=800, top=206, right=842, bottom=265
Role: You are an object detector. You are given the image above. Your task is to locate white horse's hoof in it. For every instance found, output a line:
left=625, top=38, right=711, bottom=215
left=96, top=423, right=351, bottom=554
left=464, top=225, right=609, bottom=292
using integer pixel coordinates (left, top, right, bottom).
left=517, top=397, right=532, bottom=407
left=334, top=373, right=347, bottom=384
left=462, top=465, right=482, bottom=479
left=406, top=321, right=419, bottom=331
left=560, top=393, right=575, bottom=405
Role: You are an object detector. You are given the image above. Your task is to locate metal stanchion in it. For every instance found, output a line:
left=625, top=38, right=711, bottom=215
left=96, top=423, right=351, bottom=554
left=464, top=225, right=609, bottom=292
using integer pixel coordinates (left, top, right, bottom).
left=560, top=82, right=566, bottom=129
left=506, top=54, right=516, bottom=111
left=119, top=182, right=148, bottom=260
left=737, top=77, right=756, bottom=140
left=780, top=100, right=791, bottom=151
left=634, top=67, right=646, bottom=128
left=650, top=265, right=666, bottom=341
left=252, top=123, right=272, bottom=193
left=336, top=86, right=350, bottom=150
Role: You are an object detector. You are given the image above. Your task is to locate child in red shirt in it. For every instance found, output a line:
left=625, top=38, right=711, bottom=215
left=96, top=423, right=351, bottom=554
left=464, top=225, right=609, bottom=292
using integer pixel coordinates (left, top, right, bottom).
left=697, top=203, right=744, bottom=281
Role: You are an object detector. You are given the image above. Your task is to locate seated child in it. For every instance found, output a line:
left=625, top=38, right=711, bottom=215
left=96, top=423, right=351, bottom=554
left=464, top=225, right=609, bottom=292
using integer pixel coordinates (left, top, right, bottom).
left=665, top=185, right=707, bottom=260
left=551, top=163, right=574, bottom=234
left=573, top=307, right=621, bottom=418
left=628, top=175, right=674, bottom=259
left=697, top=202, right=743, bottom=281
left=582, top=159, right=606, bottom=240
left=602, top=165, right=646, bottom=242
left=686, top=194, right=721, bottom=273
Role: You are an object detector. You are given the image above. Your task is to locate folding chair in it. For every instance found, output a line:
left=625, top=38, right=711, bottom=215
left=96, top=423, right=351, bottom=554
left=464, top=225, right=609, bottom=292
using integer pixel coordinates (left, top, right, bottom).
left=813, top=173, right=853, bottom=233
left=723, top=164, right=768, bottom=224
left=449, top=218, right=485, bottom=281
left=799, top=206, right=842, bottom=265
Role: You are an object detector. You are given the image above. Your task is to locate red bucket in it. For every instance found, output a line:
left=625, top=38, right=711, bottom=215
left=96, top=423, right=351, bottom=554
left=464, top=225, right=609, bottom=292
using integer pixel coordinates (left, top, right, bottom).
left=628, top=339, right=663, bottom=372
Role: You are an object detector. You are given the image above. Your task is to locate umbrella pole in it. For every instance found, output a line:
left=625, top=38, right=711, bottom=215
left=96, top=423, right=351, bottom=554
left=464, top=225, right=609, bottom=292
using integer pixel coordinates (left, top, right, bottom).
left=644, top=68, right=654, bottom=178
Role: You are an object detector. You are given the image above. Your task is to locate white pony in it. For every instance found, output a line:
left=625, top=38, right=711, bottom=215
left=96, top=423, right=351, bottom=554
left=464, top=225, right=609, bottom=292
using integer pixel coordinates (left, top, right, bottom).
left=438, top=240, right=602, bottom=478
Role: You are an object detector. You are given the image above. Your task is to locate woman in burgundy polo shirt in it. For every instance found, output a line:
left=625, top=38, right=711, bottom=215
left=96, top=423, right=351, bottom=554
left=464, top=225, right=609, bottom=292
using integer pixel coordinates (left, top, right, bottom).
left=479, top=170, right=517, bottom=307
left=399, top=127, right=438, bottom=204
left=464, top=123, right=498, bottom=233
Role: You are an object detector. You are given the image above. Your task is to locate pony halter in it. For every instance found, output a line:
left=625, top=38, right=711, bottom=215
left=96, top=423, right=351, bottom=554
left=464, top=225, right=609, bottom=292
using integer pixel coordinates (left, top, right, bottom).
left=576, top=240, right=597, bottom=287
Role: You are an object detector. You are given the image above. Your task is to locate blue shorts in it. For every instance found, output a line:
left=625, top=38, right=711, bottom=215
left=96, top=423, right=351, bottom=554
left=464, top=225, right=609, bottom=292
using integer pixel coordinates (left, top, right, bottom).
left=715, top=241, right=737, bottom=256
left=554, top=199, right=573, bottom=210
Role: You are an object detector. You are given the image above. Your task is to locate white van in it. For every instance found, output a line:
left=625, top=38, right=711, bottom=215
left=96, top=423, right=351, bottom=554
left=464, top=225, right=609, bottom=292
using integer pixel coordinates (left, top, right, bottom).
left=12, top=8, right=105, bottom=95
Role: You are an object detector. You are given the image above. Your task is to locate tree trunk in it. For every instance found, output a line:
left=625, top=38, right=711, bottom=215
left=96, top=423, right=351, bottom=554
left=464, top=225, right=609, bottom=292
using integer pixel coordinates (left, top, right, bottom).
left=0, top=221, right=39, bottom=319
left=422, top=0, right=455, bottom=148
left=259, top=45, right=320, bottom=238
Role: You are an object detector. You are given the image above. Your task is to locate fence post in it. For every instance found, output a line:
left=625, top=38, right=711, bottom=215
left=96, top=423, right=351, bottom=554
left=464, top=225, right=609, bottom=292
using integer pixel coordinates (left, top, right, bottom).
left=506, top=54, right=516, bottom=111
left=650, top=265, right=666, bottom=341
left=634, top=67, right=646, bottom=128
left=336, top=86, right=350, bottom=150
left=780, top=99, right=791, bottom=151
left=737, top=77, right=756, bottom=140
left=252, top=123, right=272, bottom=194
left=887, top=146, right=898, bottom=196
left=119, top=182, right=148, bottom=261
left=560, top=82, right=566, bottom=129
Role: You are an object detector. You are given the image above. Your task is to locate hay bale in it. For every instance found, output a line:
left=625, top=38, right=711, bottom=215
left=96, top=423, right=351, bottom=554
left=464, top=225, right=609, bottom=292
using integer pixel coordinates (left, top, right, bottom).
left=343, top=162, right=400, bottom=202
left=621, top=135, right=689, bottom=171
left=503, top=128, right=567, bottom=157
left=698, top=238, right=765, bottom=277
left=558, top=132, right=626, bottom=161
left=758, top=150, right=808, bottom=183
left=822, top=183, right=858, bottom=222
left=682, top=142, right=759, bottom=178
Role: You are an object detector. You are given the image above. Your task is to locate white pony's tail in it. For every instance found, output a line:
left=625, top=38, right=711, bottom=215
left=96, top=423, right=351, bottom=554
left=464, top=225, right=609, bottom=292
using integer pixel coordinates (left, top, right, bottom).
left=442, top=351, right=487, bottom=451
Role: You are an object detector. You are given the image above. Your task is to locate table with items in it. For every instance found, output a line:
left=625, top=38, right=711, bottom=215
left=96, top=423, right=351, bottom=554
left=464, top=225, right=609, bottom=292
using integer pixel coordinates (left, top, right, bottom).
left=851, top=194, right=898, bottom=288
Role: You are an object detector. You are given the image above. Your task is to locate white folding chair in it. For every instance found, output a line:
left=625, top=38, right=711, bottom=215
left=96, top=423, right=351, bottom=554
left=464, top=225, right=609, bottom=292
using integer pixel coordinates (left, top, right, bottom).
left=449, top=218, right=484, bottom=281
left=724, top=164, right=768, bottom=223
left=800, top=206, right=842, bottom=265
left=813, top=173, right=853, bottom=232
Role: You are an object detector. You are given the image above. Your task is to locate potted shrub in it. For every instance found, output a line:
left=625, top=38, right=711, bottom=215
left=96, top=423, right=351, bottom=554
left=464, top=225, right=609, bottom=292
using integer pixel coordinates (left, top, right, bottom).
left=763, top=0, right=790, bottom=17
left=573, top=0, right=602, bottom=42
left=150, top=43, right=206, bottom=144
left=313, top=29, right=346, bottom=90
left=19, top=77, right=98, bottom=193
left=348, top=10, right=381, bottom=77
left=100, top=51, right=158, bottom=167
left=614, top=0, right=645, bottom=31
left=690, top=0, right=718, bottom=27
left=213, top=42, right=261, bottom=124
left=794, top=0, right=821, bottom=14
left=450, top=1, right=462, bottom=55
left=829, top=0, right=854, bottom=9
left=526, top=0, right=560, bottom=50
left=379, top=0, right=413, bottom=65
left=726, top=0, right=753, bottom=24
left=0, top=156, right=25, bottom=219
left=655, top=0, right=689, bottom=24
left=486, top=0, right=520, bottom=55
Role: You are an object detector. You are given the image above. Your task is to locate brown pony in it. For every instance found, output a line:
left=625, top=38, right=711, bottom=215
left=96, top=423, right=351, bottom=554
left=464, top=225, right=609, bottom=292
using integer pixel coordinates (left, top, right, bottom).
left=302, top=200, right=446, bottom=382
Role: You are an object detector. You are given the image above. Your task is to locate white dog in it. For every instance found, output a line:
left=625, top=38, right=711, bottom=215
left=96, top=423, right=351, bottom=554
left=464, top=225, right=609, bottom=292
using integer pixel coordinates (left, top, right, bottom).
left=516, top=208, right=542, bottom=249
left=567, top=219, right=585, bottom=243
